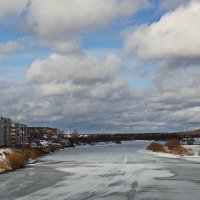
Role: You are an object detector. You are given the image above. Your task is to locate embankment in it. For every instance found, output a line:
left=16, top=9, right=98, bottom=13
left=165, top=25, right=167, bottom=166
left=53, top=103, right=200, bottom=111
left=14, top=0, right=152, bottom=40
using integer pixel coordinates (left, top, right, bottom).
left=0, top=144, right=64, bottom=174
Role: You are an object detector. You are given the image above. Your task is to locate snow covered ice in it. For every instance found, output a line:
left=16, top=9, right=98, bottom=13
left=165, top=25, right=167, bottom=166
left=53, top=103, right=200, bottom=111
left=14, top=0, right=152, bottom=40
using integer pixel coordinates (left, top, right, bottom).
left=0, top=141, right=200, bottom=200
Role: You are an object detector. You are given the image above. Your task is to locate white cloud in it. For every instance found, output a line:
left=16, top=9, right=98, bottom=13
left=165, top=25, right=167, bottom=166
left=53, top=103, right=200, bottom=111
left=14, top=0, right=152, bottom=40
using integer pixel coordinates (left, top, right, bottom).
left=0, top=0, right=28, bottom=20
left=27, top=0, right=149, bottom=53
left=27, top=53, right=122, bottom=84
left=0, top=41, right=23, bottom=54
left=125, top=1, right=200, bottom=60
left=26, top=51, right=126, bottom=101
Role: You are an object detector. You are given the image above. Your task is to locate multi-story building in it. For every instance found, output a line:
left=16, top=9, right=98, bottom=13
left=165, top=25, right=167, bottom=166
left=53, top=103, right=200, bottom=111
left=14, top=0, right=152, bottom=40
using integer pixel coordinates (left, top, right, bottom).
left=0, top=117, right=11, bottom=147
left=27, top=127, right=60, bottom=141
left=10, top=123, right=28, bottom=146
left=1, top=116, right=60, bottom=146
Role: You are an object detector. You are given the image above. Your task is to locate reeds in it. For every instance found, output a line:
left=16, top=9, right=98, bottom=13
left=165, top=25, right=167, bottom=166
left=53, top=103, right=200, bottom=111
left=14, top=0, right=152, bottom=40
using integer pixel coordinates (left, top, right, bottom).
left=147, top=140, right=194, bottom=156
left=146, top=142, right=166, bottom=153
left=0, top=147, right=42, bottom=173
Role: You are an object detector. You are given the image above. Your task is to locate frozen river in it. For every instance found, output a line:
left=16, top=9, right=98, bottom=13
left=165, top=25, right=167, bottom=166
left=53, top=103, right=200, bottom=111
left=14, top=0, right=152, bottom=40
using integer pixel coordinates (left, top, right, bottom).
left=0, top=141, right=200, bottom=200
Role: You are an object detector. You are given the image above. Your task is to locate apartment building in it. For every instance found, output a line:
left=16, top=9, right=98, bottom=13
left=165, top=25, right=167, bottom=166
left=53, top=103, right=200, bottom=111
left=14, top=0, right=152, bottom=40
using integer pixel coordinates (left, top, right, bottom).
left=1, top=115, right=60, bottom=146
left=10, top=122, right=28, bottom=146
left=0, top=117, right=11, bottom=146
left=27, top=127, right=60, bottom=141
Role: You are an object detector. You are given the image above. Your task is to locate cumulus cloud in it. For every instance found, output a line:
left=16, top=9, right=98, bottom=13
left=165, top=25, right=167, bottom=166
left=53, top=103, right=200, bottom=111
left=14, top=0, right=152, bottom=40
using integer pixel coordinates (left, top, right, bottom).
left=125, top=1, right=200, bottom=60
left=27, top=53, right=122, bottom=84
left=0, top=0, right=28, bottom=20
left=120, top=0, right=200, bottom=132
left=27, top=0, right=149, bottom=53
left=26, top=52, right=128, bottom=101
left=0, top=41, right=23, bottom=54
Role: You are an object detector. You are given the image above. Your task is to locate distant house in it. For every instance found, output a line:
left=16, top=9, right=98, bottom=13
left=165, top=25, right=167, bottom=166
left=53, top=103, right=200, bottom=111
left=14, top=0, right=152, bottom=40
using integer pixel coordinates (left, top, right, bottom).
left=0, top=117, right=11, bottom=147
left=10, top=122, right=28, bottom=146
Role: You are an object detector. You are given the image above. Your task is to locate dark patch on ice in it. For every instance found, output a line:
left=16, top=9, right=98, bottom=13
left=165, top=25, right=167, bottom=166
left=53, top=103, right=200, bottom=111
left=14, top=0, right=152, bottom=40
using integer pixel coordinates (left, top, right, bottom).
left=99, top=172, right=125, bottom=178
left=108, top=180, right=125, bottom=186
left=73, top=191, right=98, bottom=200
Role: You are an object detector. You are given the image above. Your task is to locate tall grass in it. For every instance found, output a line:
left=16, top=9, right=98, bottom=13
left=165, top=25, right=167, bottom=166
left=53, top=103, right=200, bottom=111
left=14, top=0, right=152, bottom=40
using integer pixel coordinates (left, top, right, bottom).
left=147, top=140, right=194, bottom=156
left=5, top=150, right=26, bottom=169
left=0, top=147, right=43, bottom=173
left=22, top=147, right=42, bottom=160
left=146, top=142, right=166, bottom=153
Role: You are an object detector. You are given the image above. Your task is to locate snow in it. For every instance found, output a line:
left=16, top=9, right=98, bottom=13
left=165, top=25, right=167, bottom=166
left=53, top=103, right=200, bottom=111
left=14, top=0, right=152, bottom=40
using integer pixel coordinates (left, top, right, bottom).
left=0, top=148, right=11, bottom=160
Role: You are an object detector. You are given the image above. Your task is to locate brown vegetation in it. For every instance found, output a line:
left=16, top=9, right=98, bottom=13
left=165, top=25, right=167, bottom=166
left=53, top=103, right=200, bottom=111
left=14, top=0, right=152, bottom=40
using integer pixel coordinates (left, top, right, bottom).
left=5, top=150, right=26, bottom=169
left=169, top=145, right=194, bottom=156
left=147, top=140, right=194, bottom=156
left=165, top=139, right=180, bottom=150
left=22, top=147, right=42, bottom=160
left=0, top=160, right=11, bottom=172
left=0, top=145, right=65, bottom=174
left=146, top=142, right=166, bottom=153
left=0, top=147, right=43, bottom=173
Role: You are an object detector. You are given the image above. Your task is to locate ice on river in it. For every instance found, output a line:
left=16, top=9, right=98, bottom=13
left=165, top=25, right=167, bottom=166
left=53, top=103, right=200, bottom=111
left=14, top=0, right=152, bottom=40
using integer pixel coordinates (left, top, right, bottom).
left=0, top=141, right=200, bottom=200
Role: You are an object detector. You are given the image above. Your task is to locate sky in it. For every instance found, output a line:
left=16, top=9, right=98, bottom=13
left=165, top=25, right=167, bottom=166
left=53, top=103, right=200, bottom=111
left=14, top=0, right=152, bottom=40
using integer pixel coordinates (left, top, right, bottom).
left=1, top=0, right=200, bottom=133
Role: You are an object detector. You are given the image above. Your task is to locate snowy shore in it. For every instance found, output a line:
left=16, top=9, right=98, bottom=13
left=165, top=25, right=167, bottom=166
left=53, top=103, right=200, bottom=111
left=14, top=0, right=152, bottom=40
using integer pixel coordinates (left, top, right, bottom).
left=146, top=144, right=200, bottom=163
left=0, top=143, right=64, bottom=173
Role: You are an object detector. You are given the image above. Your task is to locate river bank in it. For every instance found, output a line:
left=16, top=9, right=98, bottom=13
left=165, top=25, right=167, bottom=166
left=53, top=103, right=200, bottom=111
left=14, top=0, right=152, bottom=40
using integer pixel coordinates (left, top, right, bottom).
left=0, top=143, right=65, bottom=174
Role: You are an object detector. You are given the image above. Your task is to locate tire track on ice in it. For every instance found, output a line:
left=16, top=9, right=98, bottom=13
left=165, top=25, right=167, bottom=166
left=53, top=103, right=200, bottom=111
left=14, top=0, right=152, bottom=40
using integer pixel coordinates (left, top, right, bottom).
left=128, top=181, right=139, bottom=200
left=128, top=169, right=142, bottom=200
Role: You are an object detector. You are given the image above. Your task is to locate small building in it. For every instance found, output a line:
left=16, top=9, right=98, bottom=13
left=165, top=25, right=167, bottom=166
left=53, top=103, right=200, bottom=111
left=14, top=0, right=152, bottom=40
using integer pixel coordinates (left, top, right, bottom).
left=10, top=122, right=28, bottom=146
left=0, top=117, right=11, bottom=147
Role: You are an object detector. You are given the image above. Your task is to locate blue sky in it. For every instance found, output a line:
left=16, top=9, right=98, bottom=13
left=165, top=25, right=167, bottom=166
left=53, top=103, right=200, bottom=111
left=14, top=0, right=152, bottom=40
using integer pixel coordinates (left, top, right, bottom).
left=1, top=0, right=200, bottom=133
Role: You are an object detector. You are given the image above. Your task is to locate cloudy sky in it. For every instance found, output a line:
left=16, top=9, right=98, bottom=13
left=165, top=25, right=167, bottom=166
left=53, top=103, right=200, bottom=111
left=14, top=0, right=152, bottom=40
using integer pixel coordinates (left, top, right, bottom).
left=1, top=0, right=200, bottom=133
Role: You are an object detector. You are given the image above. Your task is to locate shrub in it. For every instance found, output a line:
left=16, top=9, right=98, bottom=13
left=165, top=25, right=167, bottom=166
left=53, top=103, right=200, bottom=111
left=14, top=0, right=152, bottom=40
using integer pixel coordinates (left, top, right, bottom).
left=0, top=160, right=10, bottom=171
left=169, top=146, right=194, bottom=156
left=165, top=139, right=181, bottom=150
left=165, top=139, right=194, bottom=156
left=6, top=150, right=25, bottom=169
left=22, top=147, right=42, bottom=160
left=146, top=142, right=166, bottom=153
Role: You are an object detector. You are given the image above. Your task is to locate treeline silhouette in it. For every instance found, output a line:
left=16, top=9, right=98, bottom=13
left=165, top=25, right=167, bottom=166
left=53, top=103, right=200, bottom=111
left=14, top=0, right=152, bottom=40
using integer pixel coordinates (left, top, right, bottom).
left=68, top=130, right=200, bottom=145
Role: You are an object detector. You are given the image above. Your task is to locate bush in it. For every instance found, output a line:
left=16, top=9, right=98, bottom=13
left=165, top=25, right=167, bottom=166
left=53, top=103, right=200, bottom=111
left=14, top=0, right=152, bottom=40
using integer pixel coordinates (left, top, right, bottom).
left=169, top=146, right=193, bottom=156
left=165, top=139, right=181, bottom=150
left=6, top=150, right=25, bottom=169
left=165, top=140, right=194, bottom=156
left=146, top=142, right=166, bottom=153
left=0, top=160, right=11, bottom=171
left=22, top=147, right=42, bottom=160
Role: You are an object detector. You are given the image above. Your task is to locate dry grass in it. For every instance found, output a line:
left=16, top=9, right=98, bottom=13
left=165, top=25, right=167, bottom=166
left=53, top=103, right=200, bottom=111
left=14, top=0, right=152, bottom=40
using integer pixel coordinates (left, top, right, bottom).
left=169, top=146, right=194, bottom=156
left=165, top=140, right=194, bottom=156
left=0, top=160, right=11, bottom=171
left=165, top=139, right=181, bottom=150
left=0, top=145, right=65, bottom=173
left=146, top=142, right=166, bottom=153
left=22, top=147, right=42, bottom=160
left=5, top=150, right=26, bottom=169
left=147, top=140, right=194, bottom=156
left=0, top=147, right=43, bottom=173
